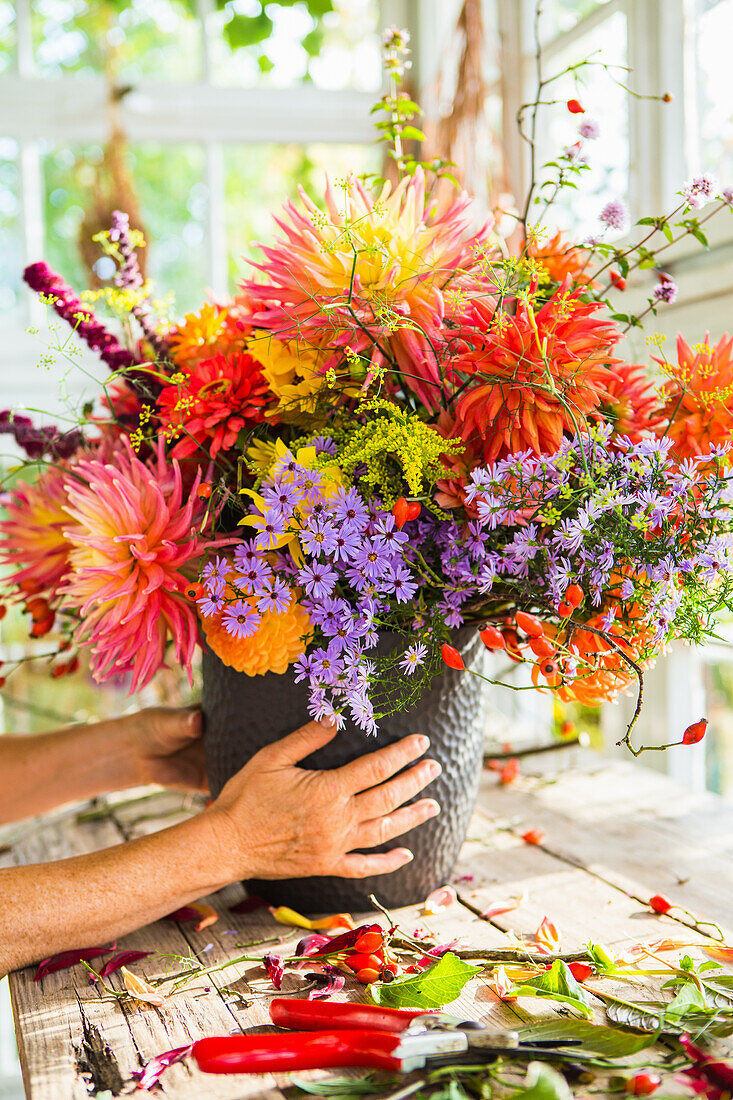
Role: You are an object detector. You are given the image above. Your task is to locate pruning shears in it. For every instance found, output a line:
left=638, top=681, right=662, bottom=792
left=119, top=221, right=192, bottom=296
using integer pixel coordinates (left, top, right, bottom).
left=191, top=998, right=578, bottom=1075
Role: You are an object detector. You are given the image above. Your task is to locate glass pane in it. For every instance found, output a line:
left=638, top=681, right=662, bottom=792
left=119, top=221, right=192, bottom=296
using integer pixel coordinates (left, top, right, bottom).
left=224, top=142, right=379, bottom=287
left=0, top=140, right=23, bottom=326
left=693, top=0, right=733, bottom=181
left=531, top=0, right=613, bottom=45
left=42, top=142, right=207, bottom=314
left=31, top=0, right=202, bottom=80
left=0, top=0, right=15, bottom=74
left=210, top=0, right=381, bottom=89
left=527, top=11, right=628, bottom=240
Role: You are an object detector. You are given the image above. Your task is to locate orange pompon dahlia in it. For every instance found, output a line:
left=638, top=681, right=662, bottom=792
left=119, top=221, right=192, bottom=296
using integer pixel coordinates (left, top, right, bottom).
left=0, top=465, right=73, bottom=601
left=201, top=584, right=311, bottom=676
left=60, top=440, right=209, bottom=692
left=158, top=351, right=271, bottom=458
left=453, top=285, right=620, bottom=462
left=242, top=169, right=490, bottom=410
left=656, top=333, right=733, bottom=460
left=526, top=231, right=598, bottom=289
left=595, top=362, right=664, bottom=442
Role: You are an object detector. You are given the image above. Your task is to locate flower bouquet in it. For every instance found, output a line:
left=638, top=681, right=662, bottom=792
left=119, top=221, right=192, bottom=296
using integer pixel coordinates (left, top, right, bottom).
left=2, top=29, right=733, bottom=903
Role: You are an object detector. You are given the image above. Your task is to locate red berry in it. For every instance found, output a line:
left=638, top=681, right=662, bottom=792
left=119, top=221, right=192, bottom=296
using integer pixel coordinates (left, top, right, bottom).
left=568, top=962, right=594, bottom=982
left=521, top=829, right=544, bottom=845
left=405, top=501, right=421, bottom=521
left=355, top=967, right=380, bottom=984
left=529, top=636, right=555, bottom=658
left=500, top=758, right=520, bottom=785
left=441, top=643, right=465, bottom=671
left=516, top=611, right=544, bottom=637
left=19, top=579, right=42, bottom=595
left=185, top=582, right=205, bottom=601
left=51, top=663, right=66, bottom=679
left=25, top=597, right=50, bottom=622
left=392, top=497, right=409, bottom=529
left=610, top=270, right=627, bottom=291
left=353, top=931, right=384, bottom=954
left=30, top=615, right=54, bottom=637
left=0, top=604, right=6, bottom=621
left=539, top=658, right=559, bottom=678
left=649, top=894, right=672, bottom=914
left=557, top=601, right=573, bottom=618
left=345, top=952, right=384, bottom=973
left=625, top=1073, right=661, bottom=1096
left=66, top=656, right=80, bottom=674
left=565, top=584, right=583, bottom=608
left=197, top=482, right=213, bottom=502
left=567, top=98, right=584, bottom=114
left=480, top=625, right=506, bottom=650
left=682, top=718, right=708, bottom=745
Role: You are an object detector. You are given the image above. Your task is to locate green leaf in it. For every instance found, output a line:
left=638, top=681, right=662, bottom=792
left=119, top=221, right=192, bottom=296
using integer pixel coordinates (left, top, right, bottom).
left=662, top=223, right=675, bottom=243
left=369, top=952, right=481, bottom=1009
left=302, top=27, right=324, bottom=57
left=509, top=1061, right=573, bottom=1100
left=224, top=11, right=274, bottom=49
left=692, top=227, right=709, bottom=246
left=512, top=960, right=593, bottom=1018
left=400, top=125, right=426, bottom=142
left=587, top=942, right=617, bottom=974
left=303, top=0, right=334, bottom=15
left=257, top=53, right=274, bottom=73
left=515, top=1019, right=653, bottom=1058
left=605, top=999, right=662, bottom=1032
left=636, top=217, right=656, bottom=226
left=666, top=982, right=709, bottom=1020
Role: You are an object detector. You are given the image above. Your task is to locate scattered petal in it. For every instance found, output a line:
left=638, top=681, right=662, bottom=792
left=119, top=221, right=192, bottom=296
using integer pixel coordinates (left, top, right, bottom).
left=96, top=951, right=152, bottom=980
left=423, top=885, right=457, bottom=914
left=521, top=828, right=545, bottom=845
left=295, top=934, right=332, bottom=957
left=481, top=892, right=526, bottom=920
left=167, top=903, right=219, bottom=932
left=133, top=1044, right=193, bottom=1090
left=488, top=964, right=517, bottom=999
left=415, top=940, right=461, bottom=969
left=121, top=966, right=166, bottom=1008
left=229, top=895, right=269, bottom=915
left=263, top=953, right=285, bottom=989
left=270, top=906, right=354, bottom=931
left=35, top=946, right=111, bottom=982
left=535, top=916, right=561, bottom=952
left=705, top=944, right=733, bottom=962
left=306, top=966, right=346, bottom=1000
left=167, top=906, right=202, bottom=923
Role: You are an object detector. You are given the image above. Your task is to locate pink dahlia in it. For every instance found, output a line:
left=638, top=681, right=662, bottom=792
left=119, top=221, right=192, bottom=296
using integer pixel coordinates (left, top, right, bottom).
left=0, top=464, right=74, bottom=602
left=241, top=169, right=490, bottom=410
left=60, top=440, right=207, bottom=691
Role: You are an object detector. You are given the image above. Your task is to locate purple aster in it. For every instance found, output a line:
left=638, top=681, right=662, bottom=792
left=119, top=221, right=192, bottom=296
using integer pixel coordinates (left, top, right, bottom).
left=330, top=526, right=362, bottom=562
left=300, top=517, right=338, bottom=557
left=262, top=477, right=302, bottom=515
left=347, top=691, right=377, bottom=735
left=312, top=434, right=338, bottom=456
left=271, top=447, right=300, bottom=478
left=310, top=647, right=340, bottom=685
left=292, top=466, right=324, bottom=505
left=681, top=173, right=717, bottom=209
left=253, top=511, right=288, bottom=550
left=372, top=513, right=409, bottom=550
left=257, top=577, right=292, bottom=614
left=203, top=573, right=225, bottom=598
left=389, top=564, right=419, bottom=603
left=197, top=590, right=225, bottom=618
left=399, top=643, right=427, bottom=676
left=297, top=561, right=337, bottom=599
left=652, top=275, right=678, bottom=304
left=235, top=556, right=272, bottom=595
left=332, top=486, right=369, bottom=531
left=233, top=539, right=261, bottom=571
left=222, top=600, right=261, bottom=639
left=599, top=198, right=627, bottom=231
left=352, top=539, right=390, bottom=581
left=202, top=556, right=231, bottom=584
left=293, top=652, right=316, bottom=683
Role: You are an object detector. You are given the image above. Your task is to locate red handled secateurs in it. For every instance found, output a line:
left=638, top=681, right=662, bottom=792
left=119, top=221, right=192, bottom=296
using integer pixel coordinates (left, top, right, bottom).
left=192, top=998, right=577, bottom=1075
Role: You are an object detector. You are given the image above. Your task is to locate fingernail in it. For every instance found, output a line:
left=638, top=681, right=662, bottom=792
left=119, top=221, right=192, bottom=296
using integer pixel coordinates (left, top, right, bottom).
left=426, top=800, right=441, bottom=817
left=416, top=735, right=430, bottom=752
left=399, top=849, right=414, bottom=864
left=426, top=760, right=442, bottom=778
left=321, top=712, right=336, bottom=728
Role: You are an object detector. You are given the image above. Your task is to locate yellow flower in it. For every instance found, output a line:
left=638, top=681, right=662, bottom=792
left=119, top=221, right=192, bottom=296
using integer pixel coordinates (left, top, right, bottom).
left=247, top=331, right=327, bottom=421
left=169, top=304, right=232, bottom=366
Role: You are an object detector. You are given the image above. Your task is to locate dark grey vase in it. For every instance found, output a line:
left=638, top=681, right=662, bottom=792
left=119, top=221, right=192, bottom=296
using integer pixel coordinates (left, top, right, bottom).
left=201, top=628, right=487, bottom=913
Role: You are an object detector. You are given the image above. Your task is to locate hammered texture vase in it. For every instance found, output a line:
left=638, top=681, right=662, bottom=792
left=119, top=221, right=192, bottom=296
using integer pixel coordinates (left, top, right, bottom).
left=201, top=628, right=487, bottom=912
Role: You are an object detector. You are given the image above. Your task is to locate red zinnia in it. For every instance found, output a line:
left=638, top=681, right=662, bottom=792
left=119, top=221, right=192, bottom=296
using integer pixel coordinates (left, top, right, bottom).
left=158, top=352, right=270, bottom=458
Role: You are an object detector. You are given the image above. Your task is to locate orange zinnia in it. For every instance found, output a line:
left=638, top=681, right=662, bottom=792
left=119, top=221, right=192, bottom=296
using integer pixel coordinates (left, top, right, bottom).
left=657, top=333, right=733, bottom=460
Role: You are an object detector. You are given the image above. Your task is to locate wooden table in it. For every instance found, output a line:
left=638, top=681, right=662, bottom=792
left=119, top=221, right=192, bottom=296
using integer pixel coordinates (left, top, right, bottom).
left=4, top=751, right=733, bottom=1099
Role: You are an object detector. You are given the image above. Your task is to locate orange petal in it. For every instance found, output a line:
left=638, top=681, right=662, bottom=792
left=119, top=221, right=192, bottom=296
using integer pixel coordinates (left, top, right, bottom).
left=705, top=944, right=733, bottom=962
left=121, top=966, right=166, bottom=1008
left=423, top=885, right=457, bottom=915
left=190, top=903, right=219, bottom=933
left=269, top=906, right=354, bottom=930
left=535, top=916, right=560, bottom=951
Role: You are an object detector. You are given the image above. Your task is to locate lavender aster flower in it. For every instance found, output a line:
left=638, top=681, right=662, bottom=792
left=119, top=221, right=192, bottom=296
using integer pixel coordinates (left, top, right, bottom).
left=298, top=561, right=337, bottom=599
left=222, top=600, right=261, bottom=639
left=599, top=199, right=628, bottom=231
left=257, top=577, right=292, bottom=614
left=681, top=173, right=717, bottom=209
left=578, top=118, right=600, bottom=139
left=400, top=643, right=427, bottom=675
left=653, top=275, right=678, bottom=304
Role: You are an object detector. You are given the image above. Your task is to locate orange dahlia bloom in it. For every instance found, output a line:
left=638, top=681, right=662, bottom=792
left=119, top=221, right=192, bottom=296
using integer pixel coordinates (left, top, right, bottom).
left=169, top=303, right=250, bottom=367
left=526, top=231, right=597, bottom=289
left=657, top=333, right=733, bottom=459
left=201, top=583, right=311, bottom=675
left=0, top=465, right=73, bottom=601
left=158, top=351, right=271, bottom=459
left=595, top=362, right=664, bottom=442
left=242, top=169, right=490, bottom=410
left=454, top=285, right=620, bottom=462
left=61, top=441, right=208, bottom=691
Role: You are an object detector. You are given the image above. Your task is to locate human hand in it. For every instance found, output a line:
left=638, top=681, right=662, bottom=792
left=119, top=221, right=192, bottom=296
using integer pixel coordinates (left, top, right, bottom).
left=206, top=719, right=441, bottom=881
left=126, top=706, right=208, bottom=793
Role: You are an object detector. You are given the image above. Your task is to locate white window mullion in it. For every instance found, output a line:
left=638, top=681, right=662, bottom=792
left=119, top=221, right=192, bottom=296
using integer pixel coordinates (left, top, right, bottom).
left=205, top=141, right=227, bottom=298
left=15, top=0, right=43, bottom=325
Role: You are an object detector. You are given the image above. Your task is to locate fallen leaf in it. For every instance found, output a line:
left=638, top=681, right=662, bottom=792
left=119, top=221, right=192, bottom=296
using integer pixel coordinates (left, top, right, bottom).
left=229, top=895, right=268, bottom=915
left=34, top=946, right=111, bottom=982
left=512, top=960, right=592, bottom=1018
left=167, top=903, right=218, bottom=932
left=121, top=966, right=166, bottom=1008
left=96, top=951, right=152, bottom=980
left=705, top=943, right=733, bottom=962
left=423, top=885, right=457, bottom=914
left=263, top=953, right=284, bottom=989
left=133, top=1044, right=193, bottom=1090
left=270, top=906, right=354, bottom=931
left=370, top=952, right=481, bottom=1009
left=535, top=916, right=560, bottom=952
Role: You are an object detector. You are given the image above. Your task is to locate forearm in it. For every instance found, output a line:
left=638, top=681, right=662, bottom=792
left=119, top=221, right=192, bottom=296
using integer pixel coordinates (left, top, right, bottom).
left=0, top=811, right=233, bottom=976
left=0, top=719, right=142, bottom=825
